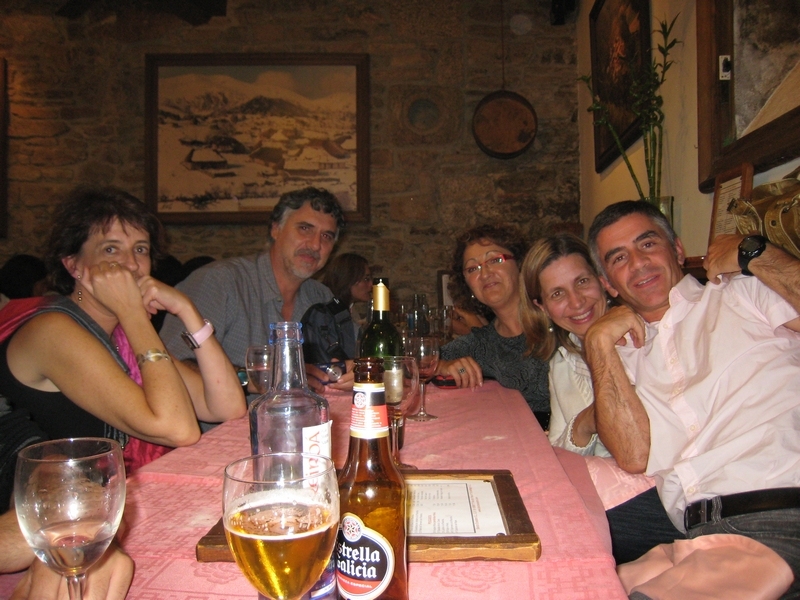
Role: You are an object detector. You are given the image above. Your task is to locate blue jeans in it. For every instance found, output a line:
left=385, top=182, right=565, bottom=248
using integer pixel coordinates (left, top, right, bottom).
left=606, top=487, right=686, bottom=564
left=687, top=508, right=800, bottom=599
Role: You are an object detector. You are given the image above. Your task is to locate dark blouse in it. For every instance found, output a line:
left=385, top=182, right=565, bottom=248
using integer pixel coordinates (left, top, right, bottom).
left=440, top=324, right=550, bottom=428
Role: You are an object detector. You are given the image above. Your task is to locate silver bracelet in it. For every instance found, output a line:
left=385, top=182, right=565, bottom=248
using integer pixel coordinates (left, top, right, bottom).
left=136, top=349, right=171, bottom=369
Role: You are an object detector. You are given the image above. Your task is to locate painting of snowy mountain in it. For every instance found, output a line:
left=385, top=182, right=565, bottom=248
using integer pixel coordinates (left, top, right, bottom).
left=145, top=54, right=369, bottom=223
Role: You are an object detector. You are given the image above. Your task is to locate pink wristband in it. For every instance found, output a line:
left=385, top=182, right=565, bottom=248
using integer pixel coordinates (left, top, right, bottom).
left=181, top=319, right=215, bottom=350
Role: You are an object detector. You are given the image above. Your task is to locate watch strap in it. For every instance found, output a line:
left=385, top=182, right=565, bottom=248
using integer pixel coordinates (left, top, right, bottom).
left=181, top=319, right=214, bottom=350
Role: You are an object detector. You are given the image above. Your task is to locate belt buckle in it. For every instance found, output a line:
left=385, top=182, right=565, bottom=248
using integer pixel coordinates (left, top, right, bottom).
left=686, top=498, right=710, bottom=530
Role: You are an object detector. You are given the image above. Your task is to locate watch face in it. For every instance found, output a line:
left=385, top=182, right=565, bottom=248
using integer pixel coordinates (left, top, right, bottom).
left=741, top=236, right=765, bottom=254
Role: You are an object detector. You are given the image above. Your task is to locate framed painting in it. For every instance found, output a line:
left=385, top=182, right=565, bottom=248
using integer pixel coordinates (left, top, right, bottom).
left=696, top=0, right=800, bottom=192
left=145, top=53, right=370, bottom=225
left=588, top=0, right=651, bottom=173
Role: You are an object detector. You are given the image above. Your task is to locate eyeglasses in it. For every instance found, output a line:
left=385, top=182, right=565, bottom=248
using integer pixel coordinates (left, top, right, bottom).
left=463, top=254, right=514, bottom=276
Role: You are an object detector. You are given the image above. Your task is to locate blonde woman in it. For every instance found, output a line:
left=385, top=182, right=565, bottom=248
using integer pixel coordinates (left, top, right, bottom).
left=520, top=233, right=610, bottom=455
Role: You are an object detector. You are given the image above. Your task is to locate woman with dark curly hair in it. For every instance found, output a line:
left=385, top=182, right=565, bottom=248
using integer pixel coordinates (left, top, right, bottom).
left=0, top=187, right=245, bottom=474
left=438, top=225, right=550, bottom=428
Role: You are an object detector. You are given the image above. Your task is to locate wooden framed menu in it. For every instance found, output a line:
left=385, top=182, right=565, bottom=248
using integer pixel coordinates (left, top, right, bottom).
left=709, top=162, right=754, bottom=247
left=197, top=469, right=540, bottom=563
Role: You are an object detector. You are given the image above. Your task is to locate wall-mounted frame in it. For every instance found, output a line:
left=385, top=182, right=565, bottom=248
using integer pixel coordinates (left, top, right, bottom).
left=0, top=58, right=7, bottom=239
left=588, top=0, right=651, bottom=173
left=708, top=162, right=753, bottom=247
left=696, top=0, right=800, bottom=193
left=437, top=270, right=453, bottom=307
left=145, top=53, right=370, bottom=225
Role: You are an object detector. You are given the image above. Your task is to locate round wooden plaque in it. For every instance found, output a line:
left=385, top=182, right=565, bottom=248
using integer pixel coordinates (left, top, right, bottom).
left=472, top=90, right=538, bottom=159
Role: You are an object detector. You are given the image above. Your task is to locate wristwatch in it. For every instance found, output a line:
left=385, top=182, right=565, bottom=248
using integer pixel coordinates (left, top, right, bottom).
left=237, top=367, right=249, bottom=390
left=738, top=235, right=768, bottom=276
left=181, top=319, right=215, bottom=350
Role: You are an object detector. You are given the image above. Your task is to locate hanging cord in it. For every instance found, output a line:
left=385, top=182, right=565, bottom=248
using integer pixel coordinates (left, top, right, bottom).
left=500, top=0, right=506, bottom=90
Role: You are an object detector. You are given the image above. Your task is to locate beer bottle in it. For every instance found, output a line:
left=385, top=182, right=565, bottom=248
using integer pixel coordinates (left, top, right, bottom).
left=248, top=322, right=336, bottom=600
left=358, top=278, right=402, bottom=358
left=336, top=358, right=408, bottom=600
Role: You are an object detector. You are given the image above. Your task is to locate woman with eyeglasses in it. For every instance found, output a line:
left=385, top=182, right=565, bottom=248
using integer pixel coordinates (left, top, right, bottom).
left=438, top=225, right=550, bottom=429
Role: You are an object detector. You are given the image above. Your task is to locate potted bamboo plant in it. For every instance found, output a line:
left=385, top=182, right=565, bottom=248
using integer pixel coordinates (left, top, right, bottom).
left=580, top=15, right=680, bottom=221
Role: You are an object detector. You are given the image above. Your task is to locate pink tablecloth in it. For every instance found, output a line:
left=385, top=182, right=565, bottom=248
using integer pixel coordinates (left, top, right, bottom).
left=0, top=382, right=625, bottom=599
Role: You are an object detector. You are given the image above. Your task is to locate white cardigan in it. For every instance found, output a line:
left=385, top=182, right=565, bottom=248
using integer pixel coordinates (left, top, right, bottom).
left=547, top=336, right=610, bottom=457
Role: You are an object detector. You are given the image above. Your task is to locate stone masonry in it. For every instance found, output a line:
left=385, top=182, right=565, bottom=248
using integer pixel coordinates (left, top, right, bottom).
left=0, top=0, right=579, bottom=304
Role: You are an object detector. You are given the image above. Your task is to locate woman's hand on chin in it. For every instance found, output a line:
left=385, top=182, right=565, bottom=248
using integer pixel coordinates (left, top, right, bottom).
left=84, top=262, right=149, bottom=318
left=137, top=275, right=191, bottom=317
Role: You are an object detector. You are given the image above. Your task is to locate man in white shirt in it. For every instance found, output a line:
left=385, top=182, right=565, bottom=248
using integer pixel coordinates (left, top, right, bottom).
left=584, top=200, right=800, bottom=592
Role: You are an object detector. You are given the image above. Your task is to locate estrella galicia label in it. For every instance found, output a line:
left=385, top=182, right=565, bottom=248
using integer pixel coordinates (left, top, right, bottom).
left=336, top=513, right=394, bottom=599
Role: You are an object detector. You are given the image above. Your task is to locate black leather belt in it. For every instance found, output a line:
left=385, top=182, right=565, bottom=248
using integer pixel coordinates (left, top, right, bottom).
left=684, top=487, right=800, bottom=530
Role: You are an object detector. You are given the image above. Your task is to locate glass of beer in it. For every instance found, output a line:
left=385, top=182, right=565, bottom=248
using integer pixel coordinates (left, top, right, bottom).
left=223, top=453, right=339, bottom=600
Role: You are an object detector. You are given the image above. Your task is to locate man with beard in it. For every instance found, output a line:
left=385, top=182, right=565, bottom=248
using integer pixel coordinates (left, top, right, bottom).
left=161, top=187, right=345, bottom=398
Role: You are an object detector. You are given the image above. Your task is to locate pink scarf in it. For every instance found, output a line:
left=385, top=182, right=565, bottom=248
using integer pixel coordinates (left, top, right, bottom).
left=112, top=326, right=171, bottom=474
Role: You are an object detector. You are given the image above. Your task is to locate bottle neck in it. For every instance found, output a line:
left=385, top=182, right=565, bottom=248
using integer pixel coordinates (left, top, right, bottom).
left=271, top=323, right=309, bottom=392
left=373, top=282, right=391, bottom=312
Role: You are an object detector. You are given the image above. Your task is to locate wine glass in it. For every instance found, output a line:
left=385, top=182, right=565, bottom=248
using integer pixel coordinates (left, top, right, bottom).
left=405, top=336, right=439, bottom=422
left=383, top=356, right=419, bottom=469
left=246, top=344, right=273, bottom=394
left=14, top=438, right=126, bottom=600
left=224, top=452, right=339, bottom=600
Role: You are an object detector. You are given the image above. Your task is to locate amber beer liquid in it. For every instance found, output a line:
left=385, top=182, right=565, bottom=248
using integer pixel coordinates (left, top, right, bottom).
left=226, top=497, right=338, bottom=600
left=337, top=358, right=408, bottom=600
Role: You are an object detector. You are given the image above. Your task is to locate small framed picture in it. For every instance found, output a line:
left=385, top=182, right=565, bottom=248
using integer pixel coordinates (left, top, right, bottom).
left=709, top=163, right=754, bottom=248
left=437, top=270, right=453, bottom=307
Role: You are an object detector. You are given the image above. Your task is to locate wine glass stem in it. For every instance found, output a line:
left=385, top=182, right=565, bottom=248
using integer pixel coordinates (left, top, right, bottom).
left=419, top=382, right=427, bottom=415
left=67, top=574, right=85, bottom=600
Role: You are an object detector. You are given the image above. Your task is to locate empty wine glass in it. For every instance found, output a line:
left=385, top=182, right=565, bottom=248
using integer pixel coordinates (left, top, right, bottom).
left=14, top=438, right=126, bottom=600
left=406, top=336, right=439, bottom=422
left=246, top=344, right=273, bottom=394
left=224, top=453, right=339, bottom=600
left=383, top=356, right=419, bottom=469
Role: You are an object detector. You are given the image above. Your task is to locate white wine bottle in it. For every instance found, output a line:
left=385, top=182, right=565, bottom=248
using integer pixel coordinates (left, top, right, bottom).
left=358, top=278, right=402, bottom=358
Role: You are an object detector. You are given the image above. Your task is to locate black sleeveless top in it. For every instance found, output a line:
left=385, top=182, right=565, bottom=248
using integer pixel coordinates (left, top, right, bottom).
left=0, top=297, right=127, bottom=446
left=0, top=334, right=110, bottom=440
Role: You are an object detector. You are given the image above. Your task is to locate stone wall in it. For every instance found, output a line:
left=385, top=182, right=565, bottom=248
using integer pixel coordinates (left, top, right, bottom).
left=0, top=0, right=579, bottom=303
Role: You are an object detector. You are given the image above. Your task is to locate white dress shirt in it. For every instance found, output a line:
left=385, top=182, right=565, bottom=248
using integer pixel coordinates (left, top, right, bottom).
left=616, top=274, right=800, bottom=531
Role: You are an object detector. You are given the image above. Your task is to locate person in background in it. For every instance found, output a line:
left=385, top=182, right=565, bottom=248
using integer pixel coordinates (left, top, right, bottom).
left=180, top=255, right=215, bottom=281
left=0, top=187, right=245, bottom=475
left=299, top=253, right=371, bottom=376
left=0, top=255, right=47, bottom=310
left=0, top=507, right=133, bottom=599
left=585, top=200, right=800, bottom=590
left=437, top=225, right=550, bottom=429
left=321, top=252, right=372, bottom=338
left=149, top=254, right=184, bottom=332
left=519, top=233, right=611, bottom=455
left=160, top=187, right=348, bottom=397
